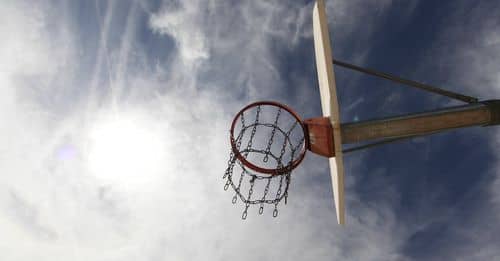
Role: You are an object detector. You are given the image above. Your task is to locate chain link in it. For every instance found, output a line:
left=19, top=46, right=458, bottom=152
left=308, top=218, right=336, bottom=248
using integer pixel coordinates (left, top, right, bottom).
left=244, top=106, right=260, bottom=157
left=263, top=108, right=282, bottom=163
left=240, top=111, right=246, bottom=128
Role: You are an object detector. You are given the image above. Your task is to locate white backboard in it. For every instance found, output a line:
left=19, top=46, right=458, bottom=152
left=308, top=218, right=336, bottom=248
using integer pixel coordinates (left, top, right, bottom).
left=312, top=0, right=345, bottom=225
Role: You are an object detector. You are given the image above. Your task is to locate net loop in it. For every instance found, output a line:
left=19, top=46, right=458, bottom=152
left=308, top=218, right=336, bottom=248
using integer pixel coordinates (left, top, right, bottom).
left=224, top=101, right=307, bottom=219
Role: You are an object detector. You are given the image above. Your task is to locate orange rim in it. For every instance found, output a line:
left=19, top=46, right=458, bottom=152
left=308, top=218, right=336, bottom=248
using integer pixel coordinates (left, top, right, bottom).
left=230, top=101, right=307, bottom=175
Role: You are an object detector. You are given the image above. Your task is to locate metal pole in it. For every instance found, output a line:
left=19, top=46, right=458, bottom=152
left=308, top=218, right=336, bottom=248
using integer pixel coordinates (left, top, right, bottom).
left=340, top=101, right=500, bottom=144
left=332, top=59, right=479, bottom=104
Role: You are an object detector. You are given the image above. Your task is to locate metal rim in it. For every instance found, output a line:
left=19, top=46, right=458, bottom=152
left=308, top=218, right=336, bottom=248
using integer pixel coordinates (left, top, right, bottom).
left=230, top=101, right=307, bottom=175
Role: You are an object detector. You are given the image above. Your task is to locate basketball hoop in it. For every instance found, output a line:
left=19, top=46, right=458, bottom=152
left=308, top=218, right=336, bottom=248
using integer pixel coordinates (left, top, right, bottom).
left=222, top=0, right=500, bottom=226
left=230, top=101, right=307, bottom=175
left=223, top=101, right=307, bottom=219
left=222, top=99, right=500, bottom=222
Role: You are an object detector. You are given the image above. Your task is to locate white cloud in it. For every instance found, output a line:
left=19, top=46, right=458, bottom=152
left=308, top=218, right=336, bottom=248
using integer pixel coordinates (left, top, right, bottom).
left=150, top=2, right=209, bottom=64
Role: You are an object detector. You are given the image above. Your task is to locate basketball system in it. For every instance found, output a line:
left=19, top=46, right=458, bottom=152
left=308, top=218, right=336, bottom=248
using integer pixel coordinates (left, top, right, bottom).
left=223, top=0, right=500, bottom=225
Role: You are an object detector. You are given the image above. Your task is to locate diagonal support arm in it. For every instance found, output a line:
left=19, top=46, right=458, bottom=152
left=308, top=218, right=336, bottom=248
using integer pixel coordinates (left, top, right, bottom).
left=332, top=59, right=479, bottom=104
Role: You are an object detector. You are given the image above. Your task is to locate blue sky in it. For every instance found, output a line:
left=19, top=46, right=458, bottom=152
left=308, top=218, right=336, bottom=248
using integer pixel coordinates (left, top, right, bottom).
left=1, top=0, right=500, bottom=260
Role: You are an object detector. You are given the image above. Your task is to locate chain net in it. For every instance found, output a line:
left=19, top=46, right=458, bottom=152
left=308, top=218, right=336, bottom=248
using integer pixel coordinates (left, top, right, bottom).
left=223, top=102, right=306, bottom=219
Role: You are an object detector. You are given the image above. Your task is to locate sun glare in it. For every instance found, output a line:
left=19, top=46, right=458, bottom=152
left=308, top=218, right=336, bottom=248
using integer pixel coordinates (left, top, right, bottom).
left=87, top=113, right=166, bottom=188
